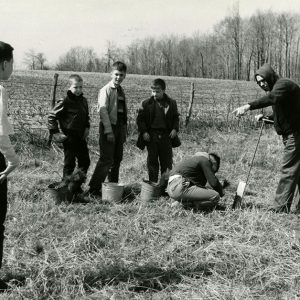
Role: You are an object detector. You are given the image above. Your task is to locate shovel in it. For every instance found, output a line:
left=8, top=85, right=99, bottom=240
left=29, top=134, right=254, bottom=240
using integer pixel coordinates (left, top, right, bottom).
left=232, top=117, right=273, bottom=209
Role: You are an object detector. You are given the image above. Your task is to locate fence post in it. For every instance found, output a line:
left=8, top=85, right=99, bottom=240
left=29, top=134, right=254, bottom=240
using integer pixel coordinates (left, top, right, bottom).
left=51, top=73, right=59, bottom=108
left=47, top=73, right=59, bottom=146
left=185, top=82, right=195, bottom=127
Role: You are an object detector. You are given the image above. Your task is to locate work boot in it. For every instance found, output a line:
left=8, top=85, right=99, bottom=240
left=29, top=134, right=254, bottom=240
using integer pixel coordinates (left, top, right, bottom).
left=0, top=278, right=8, bottom=293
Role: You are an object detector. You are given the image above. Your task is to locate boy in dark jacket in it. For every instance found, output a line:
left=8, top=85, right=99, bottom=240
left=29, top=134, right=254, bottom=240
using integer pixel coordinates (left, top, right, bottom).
left=48, top=74, right=90, bottom=180
left=233, top=63, right=300, bottom=213
left=136, top=78, right=180, bottom=183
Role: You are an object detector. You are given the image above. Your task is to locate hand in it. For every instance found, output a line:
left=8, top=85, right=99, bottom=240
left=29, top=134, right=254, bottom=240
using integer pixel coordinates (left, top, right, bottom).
left=52, top=132, right=68, bottom=143
left=254, top=114, right=264, bottom=122
left=83, top=128, right=89, bottom=140
left=221, top=179, right=230, bottom=189
left=107, top=132, right=115, bottom=143
left=0, top=172, right=7, bottom=183
left=169, top=129, right=177, bottom=139
left=143, top=132, right=150, bottom=142
left=232, top=104, right=250, bottom=117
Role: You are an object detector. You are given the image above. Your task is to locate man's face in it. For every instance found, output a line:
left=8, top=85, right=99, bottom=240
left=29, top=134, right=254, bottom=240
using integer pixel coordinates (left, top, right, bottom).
left=69, top=80, right=83, bottom=96
left=256, top=75, right=270, bottom=92
left=151, top=85, right=165, bottom=100
left=111, top=70, right=126, bottom=87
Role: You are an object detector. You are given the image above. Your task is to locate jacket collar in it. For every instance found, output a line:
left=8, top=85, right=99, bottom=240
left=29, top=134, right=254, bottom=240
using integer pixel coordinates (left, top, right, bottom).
left=67, top=90, right=83, bottom=100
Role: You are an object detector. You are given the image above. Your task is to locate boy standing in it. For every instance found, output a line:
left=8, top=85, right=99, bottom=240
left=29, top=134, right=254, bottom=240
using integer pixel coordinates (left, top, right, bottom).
left=0, top=41, right=19, bottom=291
left=88, top=61, right=128, bottom=195
left=48, top=74, right=90, bottom=181
left=136, top=78, right=180, bottom=183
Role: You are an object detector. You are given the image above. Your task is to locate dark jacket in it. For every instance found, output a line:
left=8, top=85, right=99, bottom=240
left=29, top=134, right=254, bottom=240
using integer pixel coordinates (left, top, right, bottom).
left=48, top=90, right=90, bottom=138
left=136, top=94, right=180, bottom=150
left=170, top=154, right=224, bottom=196
left=249, top=63, right=300, bottom=136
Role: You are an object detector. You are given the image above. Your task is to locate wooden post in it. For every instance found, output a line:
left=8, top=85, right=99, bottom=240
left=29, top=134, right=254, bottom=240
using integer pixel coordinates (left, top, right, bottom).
left=47, top=73, right=59, bottom=146
left=51, top=73, right=59, bottom=108
left=185, top=82, right=195, bottom=127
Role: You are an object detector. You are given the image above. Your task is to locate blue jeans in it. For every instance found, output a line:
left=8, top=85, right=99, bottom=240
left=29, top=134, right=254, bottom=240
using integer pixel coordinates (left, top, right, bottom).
left=273, top=133, right=300, bottom=212
left=167, top=175, right=220, bottom=209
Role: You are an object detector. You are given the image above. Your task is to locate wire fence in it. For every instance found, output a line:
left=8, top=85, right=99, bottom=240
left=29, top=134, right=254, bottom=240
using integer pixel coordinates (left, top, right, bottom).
left=3, top=70, right=269, bottom=148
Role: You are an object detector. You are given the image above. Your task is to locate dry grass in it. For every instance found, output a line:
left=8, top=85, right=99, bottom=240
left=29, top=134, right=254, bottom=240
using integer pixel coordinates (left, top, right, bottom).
left=1, top=124, right=300, bottom=299
left=0, top=71, right=299, bottom=299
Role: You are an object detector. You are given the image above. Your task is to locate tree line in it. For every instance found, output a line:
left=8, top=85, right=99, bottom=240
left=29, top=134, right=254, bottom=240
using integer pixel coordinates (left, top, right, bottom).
left=23, top=10, right=300, bottom=81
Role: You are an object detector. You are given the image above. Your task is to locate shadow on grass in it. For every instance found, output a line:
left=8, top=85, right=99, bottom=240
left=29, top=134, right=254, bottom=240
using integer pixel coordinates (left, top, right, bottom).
left=83, top=261, right=213, bottom=293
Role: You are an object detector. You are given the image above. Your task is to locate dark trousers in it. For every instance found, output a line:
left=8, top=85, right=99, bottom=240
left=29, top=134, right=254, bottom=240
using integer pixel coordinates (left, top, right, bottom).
left=147, top=131, right=173, bottom=183
left=273, top=133, right=300, bottom=212
left=0, top=152, right=7, bottom=269
left=89, top=122, right=125, bottom=191
left=62, top=136, right=90, bottom=178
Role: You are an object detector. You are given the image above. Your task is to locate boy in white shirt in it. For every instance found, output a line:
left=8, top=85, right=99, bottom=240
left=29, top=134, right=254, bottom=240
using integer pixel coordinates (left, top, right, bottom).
left=0, top=41, right=19, bottom=292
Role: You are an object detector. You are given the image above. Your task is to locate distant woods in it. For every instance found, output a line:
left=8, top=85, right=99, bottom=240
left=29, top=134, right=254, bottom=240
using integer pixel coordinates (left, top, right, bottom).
left=24, top=10, right=300, bottom=81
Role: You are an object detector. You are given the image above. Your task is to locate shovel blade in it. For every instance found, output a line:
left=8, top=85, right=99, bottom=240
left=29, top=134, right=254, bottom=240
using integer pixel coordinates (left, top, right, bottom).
left=232, top=181, right=246, bottom=209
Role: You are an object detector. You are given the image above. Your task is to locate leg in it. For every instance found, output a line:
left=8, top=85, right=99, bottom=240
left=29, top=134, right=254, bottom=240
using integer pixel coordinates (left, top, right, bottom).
left=89, top=124, right=114, bottom=191
left=147, top=139, right=159, bottom=183
left=167, top=176, right=220, bottom=209
left=273, top=134, right=300, bottom=212
left=107, top=124, right=124, bottom=183
left=0, top=152, right=8, bottom=269
left=158, top=135, right=173, bottom=176
left=76, top=139, right=90, bottom=175
left=62, top=137, right=76, bottom=178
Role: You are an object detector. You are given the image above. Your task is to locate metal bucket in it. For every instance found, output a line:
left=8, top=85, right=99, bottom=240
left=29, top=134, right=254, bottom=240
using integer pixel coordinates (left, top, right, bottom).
left=140, top=180, right=161, bottom=201
left=102, top=182, right=124, bottom=202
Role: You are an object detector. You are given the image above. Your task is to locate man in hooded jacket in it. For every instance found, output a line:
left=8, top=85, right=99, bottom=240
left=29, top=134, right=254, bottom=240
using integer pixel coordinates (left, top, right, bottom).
left=232, top=63, right=300, bottom=213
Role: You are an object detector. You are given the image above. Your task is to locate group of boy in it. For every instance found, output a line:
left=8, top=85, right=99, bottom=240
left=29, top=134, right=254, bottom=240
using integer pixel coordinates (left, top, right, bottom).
left=47, top=60, right=300, bottom=215
left=48, top=62, right=184, bottom=200
left=2, top=39, right=300, bottom=291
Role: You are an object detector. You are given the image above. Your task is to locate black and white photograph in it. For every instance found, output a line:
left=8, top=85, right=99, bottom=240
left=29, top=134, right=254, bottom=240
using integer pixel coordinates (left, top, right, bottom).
left=1, top=0, right=300, bottom=298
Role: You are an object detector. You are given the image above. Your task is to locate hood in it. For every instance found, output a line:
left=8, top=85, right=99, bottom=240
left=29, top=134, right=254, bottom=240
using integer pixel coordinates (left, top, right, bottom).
left=255, top=63, right=279, bottom=90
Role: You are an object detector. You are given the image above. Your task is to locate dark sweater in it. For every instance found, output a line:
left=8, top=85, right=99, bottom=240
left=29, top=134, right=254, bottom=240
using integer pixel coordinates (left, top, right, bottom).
left=249, top=63, right=300, bottom=136
left=48, top=90, right=90, bottom=138
left=170, top=155, right=224, bottom=196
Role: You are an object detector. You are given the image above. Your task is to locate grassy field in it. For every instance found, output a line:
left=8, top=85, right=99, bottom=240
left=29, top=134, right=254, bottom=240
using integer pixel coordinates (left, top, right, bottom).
left=1, top=71, right=300, bottom=299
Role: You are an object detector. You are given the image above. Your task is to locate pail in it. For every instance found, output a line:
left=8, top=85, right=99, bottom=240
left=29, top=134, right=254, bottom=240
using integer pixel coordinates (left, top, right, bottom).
left=102, top=182, right=124, bottom=202
left=141, top=180, right=161, bottom=201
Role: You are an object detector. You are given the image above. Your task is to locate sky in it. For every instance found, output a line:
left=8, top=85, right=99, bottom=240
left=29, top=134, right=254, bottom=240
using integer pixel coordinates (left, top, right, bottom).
left=0, top=0, right=300, bottom=69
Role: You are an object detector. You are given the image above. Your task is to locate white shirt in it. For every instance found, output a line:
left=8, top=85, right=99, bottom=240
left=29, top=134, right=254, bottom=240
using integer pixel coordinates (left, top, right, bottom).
left=0, top=85, right=19, bottom=169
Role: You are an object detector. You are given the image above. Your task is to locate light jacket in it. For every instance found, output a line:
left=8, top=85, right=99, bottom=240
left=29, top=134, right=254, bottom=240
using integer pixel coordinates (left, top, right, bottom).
left=98, top=81, right=128, bottom=134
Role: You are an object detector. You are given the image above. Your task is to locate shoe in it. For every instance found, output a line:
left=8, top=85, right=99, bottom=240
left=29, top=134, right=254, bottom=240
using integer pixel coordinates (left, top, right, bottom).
left=268, top=207, right=289, bottom=214
left=71, top=193, right=90, bottom=204
left=85, top=189, right=102, bottom=198
left=0, top=278, right=8, bottom=293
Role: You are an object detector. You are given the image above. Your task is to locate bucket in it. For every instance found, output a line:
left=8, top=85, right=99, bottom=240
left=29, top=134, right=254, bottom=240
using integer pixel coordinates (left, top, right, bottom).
left=102, top=182, right=124, bottom=202
left=141, top=180, right=161, bottom=201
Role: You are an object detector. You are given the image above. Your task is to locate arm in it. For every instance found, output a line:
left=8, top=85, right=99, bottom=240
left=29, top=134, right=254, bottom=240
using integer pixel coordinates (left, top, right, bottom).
left=136, top=100, right=150, bottom=141
left=98, top=88, right=113, bottom=134
left=199, top=157, right=224, bottom=196
left=136, top=100, right=148, bottom=134
left=0, top=135, right=19, bottom=183
left=170, top=100, right=180, bottom=138
left=48, top=99, right=65, bottom=134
